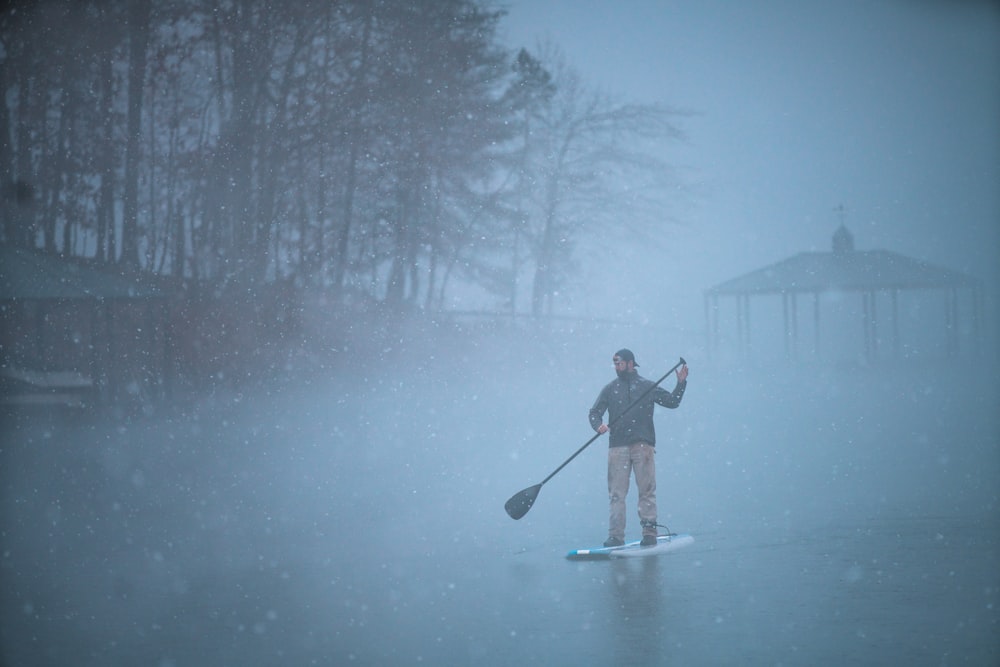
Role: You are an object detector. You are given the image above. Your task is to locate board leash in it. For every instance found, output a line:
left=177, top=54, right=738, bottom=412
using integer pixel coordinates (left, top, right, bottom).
left=644, top=520, right=677, bottom=540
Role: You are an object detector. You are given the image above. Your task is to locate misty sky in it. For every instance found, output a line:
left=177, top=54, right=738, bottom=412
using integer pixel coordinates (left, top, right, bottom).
left=500, top=0, right=1000, bottom=327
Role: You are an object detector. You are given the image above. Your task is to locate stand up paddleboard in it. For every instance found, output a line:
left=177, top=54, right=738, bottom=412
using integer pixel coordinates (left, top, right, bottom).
left=566, top=533, right=694, bottom=560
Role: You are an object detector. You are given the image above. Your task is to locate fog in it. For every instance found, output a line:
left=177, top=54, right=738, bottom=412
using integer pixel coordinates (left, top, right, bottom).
left=502, top=0, right=1000, bottom=327
left=3, top=321, right=999, bottom=665
left=3, top=1, right=1000, bottom=665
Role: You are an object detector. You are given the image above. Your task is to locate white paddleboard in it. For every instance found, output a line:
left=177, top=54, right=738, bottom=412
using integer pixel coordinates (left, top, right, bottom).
left=566, top=533, right=694, bottom=560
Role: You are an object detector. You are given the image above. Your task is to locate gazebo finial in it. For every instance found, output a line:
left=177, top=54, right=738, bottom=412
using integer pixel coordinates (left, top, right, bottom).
left=832, top=204, right=854, bottom=254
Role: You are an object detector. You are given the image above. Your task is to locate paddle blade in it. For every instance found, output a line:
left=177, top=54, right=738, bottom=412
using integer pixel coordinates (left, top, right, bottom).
left=504, top=483, right=542, bottom=520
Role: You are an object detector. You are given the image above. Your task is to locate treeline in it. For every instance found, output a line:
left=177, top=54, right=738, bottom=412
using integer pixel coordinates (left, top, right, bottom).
left=0, top=0, right=682, bottom=317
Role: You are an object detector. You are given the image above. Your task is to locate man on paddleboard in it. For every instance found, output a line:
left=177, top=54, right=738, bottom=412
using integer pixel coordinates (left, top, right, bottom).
left=589, top=349, right=688, bottom=547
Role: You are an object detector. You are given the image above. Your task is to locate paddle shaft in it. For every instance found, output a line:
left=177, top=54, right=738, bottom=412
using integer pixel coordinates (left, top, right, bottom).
left=537, top=356, right=687, bottom=487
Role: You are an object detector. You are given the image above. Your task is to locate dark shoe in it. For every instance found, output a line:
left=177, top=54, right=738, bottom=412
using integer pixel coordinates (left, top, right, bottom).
left=640, top=535, right=658, bottom=547
left=603, top=537, right=625, bottom=548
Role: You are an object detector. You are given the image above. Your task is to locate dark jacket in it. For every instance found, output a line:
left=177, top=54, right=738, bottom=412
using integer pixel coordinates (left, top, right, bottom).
left=589, top=371, right=686, bottom=448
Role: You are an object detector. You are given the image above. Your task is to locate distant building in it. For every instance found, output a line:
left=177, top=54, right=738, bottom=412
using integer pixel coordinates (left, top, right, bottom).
left=704, top=226, right=984, bottom=363
left=0, top=245, right=167, bottom=407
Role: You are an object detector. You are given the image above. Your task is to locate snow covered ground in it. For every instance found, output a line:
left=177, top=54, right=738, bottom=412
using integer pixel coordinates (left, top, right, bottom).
left=2, top=334, right=997, bottom=666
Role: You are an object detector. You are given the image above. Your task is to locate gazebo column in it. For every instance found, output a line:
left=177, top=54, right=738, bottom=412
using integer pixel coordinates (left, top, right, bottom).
left=945, top=288, right=959, bottom=357
left=782, top=293, right=789, bottom=358
left=813, top=292, right=821, bottom=358
left=739, top=293, right=751, bottom=357
left=891, top=289, right=900, bottom=358
left=871, top=291, right=878, bottom=358
left=782, top=291, right=799, bottom=360
left=735, top=294, right=744, bottom=357
left=712, top=293, right=721, bottom=357
left=791, top=292, right=798, bottom=359
left=862, top=290, right=878, bottom=362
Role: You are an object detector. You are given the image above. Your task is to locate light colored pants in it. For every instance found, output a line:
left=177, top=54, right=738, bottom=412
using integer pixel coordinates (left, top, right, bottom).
left=607, top=443, right=657, bottom=540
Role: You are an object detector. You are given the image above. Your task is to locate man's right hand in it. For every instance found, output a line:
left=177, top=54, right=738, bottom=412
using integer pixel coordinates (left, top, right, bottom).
left=597, top=424, right=609, bottom=434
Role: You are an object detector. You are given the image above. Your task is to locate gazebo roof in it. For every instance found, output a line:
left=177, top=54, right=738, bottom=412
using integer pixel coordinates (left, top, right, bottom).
left=707, top=247, right=978, bottom=297
left=0, top=245, right=162, bottom=300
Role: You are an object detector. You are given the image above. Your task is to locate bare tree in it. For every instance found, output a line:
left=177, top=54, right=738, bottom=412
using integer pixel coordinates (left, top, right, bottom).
left=513, top=46, right=686, bottom=317
left=0, top=0, right=686, bottom=331
left=501, top=48, right=555, bottom=313
left=351, top=0, right=512, bottom=309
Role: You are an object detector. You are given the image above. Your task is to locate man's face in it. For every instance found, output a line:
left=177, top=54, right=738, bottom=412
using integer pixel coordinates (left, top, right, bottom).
left=613, top=356, right=632, bottom=377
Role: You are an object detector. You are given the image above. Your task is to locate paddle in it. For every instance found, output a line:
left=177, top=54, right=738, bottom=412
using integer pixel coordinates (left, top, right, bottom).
left=504, top=356, right=687, bottom=520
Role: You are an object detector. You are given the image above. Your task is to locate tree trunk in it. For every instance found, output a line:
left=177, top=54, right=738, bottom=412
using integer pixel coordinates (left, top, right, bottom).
left=97, top=43, right=116, bottom=263
left=333, top=3, right=375, bottom=298
left=0, top=62, right=16, bottom=245
left=121, top=0, right=152, bottom=268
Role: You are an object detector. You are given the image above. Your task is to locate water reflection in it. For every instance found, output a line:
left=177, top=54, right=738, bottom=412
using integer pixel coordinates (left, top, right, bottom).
left=606, top=556, right=667, bottom=663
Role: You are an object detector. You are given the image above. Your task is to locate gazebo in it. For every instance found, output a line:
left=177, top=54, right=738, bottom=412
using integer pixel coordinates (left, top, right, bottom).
left=704, top=226, right=983, bottom=362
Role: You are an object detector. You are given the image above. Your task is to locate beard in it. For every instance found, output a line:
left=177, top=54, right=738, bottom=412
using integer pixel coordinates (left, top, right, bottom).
left=616, top=368, right=630, bottom=379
